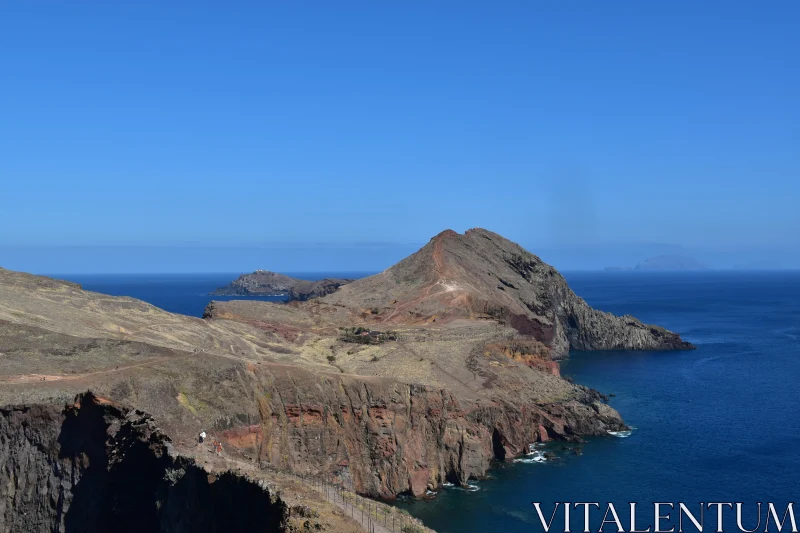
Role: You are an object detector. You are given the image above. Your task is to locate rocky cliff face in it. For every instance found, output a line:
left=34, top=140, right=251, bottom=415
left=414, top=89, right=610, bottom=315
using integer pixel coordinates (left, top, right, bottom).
left=287, top=278, right=353, bottom=302
left=220, top=365, right=624, bottom=498
left=0, top=393, right=288, bottom=533
left=498, top=244, right=696, bottom=356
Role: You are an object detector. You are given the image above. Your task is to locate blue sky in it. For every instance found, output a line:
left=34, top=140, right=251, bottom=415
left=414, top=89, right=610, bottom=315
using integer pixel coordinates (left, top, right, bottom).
left=1, top=2, right=798, bottom=272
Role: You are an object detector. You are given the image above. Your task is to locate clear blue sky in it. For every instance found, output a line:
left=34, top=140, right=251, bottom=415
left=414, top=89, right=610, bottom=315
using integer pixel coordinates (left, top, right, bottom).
left=1, top=2, right=798, bottom=272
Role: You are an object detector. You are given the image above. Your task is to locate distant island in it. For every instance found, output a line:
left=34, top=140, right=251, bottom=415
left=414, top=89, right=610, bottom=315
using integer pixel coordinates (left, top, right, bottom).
left=605, top=255, right=707, bottom=272
left=635, top=255, right=707, bottom=271
left=211, top=270, right=354, bottom=301
left=733, top=260, right=783, bottom=270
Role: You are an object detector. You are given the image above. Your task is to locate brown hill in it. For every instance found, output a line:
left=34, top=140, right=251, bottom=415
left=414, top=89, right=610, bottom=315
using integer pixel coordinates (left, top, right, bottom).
left=324, top=228, right=694, bottom=357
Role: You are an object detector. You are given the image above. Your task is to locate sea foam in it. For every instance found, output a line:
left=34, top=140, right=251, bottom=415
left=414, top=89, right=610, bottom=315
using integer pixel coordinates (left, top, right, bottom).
left=607, top=429, right=633, bottom=438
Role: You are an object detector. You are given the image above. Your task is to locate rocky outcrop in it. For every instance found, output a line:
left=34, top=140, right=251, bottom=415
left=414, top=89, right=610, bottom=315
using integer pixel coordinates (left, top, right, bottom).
left=498, top=247, right=696, bottom=356
left=288, top=278, right=352, bottom=302
left=211, top=270, right=353, bottom=300
left=0, top=393, right=288, bottom=533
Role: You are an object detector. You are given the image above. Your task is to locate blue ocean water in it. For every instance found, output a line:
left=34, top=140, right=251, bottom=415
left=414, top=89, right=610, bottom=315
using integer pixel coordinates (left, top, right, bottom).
left=58, top=272, right=372, bottom=317
left=394, top=271, right=800, bottom=532
left=54, top=271, right=800, bottom=531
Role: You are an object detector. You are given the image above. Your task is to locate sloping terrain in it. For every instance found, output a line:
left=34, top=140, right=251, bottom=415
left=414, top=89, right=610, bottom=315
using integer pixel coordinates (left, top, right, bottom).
left=324, top=228, right=694, bottom=357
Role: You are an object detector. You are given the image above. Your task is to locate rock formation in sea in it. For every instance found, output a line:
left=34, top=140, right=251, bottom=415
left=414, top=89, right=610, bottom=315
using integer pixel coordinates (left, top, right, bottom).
left=0, top=228, right=693, bottom=530
left=211, top=270, right=299, bottom=296
left=211, top=270, right=353, bottom=301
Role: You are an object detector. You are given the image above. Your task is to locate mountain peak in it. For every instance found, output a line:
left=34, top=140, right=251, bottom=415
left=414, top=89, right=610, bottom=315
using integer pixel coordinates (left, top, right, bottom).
left=432, top=228, right=460, bottom=239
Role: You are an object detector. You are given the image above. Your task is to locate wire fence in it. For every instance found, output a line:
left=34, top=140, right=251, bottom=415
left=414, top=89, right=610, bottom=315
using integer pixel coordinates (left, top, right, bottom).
left=258, top=463, right=427, bottom=533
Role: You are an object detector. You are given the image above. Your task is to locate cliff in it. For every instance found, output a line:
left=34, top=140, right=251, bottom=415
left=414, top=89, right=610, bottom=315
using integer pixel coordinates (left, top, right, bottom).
left=212, top=270, right=353, bottom=301
left=215, top=361, right=624, bottom=498
left=0, top=393, right=288, bottom=533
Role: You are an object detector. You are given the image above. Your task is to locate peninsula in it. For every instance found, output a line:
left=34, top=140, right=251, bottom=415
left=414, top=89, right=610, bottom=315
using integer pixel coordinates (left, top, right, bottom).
left=0, top=229, right=694, bottom=532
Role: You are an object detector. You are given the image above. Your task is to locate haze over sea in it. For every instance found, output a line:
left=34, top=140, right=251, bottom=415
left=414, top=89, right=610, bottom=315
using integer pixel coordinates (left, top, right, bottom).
left=60, top=270, right=800, bottom=533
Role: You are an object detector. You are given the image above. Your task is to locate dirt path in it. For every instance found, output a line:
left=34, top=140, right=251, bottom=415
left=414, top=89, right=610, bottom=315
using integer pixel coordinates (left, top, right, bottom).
left=380, top=233, right=461, bottom=325
left=0, top=352, right=199, bottom=384
left=0, top=348, right=393, bottom=389
left=381, top=240, right=444, bottom=324
left=380, top=281, right=438, bottom=324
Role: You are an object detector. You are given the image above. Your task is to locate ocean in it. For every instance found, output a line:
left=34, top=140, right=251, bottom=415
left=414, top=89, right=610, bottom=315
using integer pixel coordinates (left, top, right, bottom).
left=57, top=271, right=800, bottom=532
left=395, top=271, right=800, bottom=532
left=60, top=272, right=373, bottom=317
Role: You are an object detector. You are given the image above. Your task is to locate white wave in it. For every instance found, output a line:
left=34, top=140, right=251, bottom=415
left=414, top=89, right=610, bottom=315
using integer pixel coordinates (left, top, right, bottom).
left=442, top=482, right=455, bottom=487
left=448, top=483, right=480, bottom=492
left=514, top=450, right=547, bottom=463
left=607, top=429, right=633, bottom=438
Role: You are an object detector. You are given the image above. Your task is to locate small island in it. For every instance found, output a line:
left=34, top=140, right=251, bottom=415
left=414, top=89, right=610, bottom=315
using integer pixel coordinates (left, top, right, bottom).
left=211, top=270, right=354, bottom=301
left=605, top=255, right=708, bottom=272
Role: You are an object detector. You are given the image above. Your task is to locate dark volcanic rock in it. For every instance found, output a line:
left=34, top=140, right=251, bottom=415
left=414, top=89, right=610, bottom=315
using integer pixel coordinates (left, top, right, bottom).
left=0, top=392, right=287, bottom=533
left=288, top=278, right=352, bottom=302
